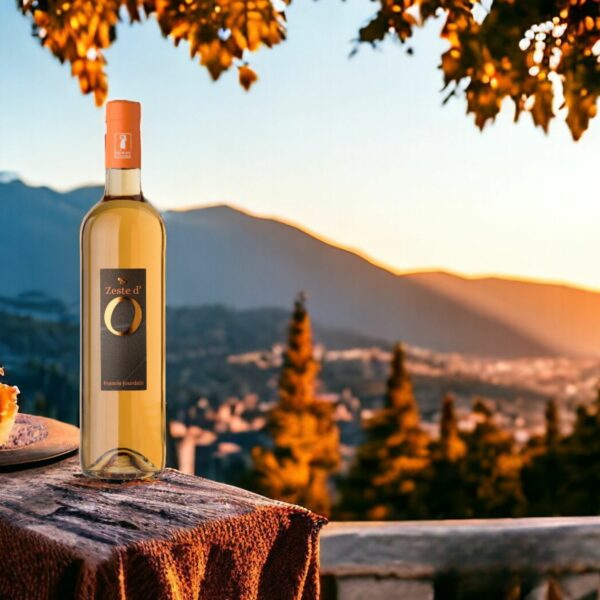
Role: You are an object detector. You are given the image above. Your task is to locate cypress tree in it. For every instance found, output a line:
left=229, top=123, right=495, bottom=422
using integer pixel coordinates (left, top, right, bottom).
left=556, top=395, right=600, bottom=515
left=545, top=398, right=559, bottom=449
left=439, top=393, right=467, bottom=462
left=462, top=398, right=525, bottom=518
left=522, top=398, right=564, bottom=516
left=420, top=394, right=469, bottom=518
left=251, top=294, right=340, bottom=516
left=336, top=343, right=429, bottom=520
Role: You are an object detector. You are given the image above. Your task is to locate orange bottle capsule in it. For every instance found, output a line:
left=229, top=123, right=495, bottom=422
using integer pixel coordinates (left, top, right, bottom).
left=105, top=100, right=141, bottom=170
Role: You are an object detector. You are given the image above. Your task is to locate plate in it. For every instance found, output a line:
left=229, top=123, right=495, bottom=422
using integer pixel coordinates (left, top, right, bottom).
left=0, top=414, right=79, bottom=468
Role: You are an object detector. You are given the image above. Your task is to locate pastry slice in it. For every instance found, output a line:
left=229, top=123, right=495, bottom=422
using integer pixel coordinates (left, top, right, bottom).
left=0, top=382, right=19, bottom=446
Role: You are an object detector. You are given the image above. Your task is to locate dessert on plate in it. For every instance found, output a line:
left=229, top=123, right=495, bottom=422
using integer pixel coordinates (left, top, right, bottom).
left=0, top=367, right=20, bottom=447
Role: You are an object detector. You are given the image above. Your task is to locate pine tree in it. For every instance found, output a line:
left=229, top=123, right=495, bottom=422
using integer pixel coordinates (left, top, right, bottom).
left=251, top=294, right=339, bottom=516
left=555, top=394, right=600, bottom=515
left=522, top=398, right=564, bottom=516
left=462, top=398, right=525, bottom=518
left=336, top=343, right=429, bottom=520
left=420, top=394, right=469, bottom=519
left=439, top=394, right=467, bottom=462
left=545, top=399, right=559, bottom=449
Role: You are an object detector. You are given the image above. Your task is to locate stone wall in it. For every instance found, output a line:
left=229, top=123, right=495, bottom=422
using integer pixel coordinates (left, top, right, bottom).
left=320, top=518, right=600, bottom=599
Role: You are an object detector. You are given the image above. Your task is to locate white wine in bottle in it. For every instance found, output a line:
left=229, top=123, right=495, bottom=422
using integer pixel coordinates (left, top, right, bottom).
left=80, top=100, right=166, bottom=480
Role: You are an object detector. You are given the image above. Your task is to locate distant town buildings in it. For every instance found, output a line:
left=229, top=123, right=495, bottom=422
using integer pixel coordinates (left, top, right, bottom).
left=172, top=344, right=600, bottom=477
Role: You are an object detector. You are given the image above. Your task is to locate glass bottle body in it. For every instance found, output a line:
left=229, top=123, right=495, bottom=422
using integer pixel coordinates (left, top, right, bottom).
left=80, top=169, right=166, bottom=480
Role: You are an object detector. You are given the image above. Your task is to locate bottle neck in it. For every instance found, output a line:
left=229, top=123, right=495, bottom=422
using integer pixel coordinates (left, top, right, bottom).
left=104, top=169, right=143, bottom=200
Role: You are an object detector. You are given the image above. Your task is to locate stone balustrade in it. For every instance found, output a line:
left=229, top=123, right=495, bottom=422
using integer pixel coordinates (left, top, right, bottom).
left=320, top=518, right=600, bottom=599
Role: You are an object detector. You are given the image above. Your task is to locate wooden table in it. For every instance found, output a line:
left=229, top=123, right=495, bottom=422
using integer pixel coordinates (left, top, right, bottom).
left=0, top=456, right=325, bottom=600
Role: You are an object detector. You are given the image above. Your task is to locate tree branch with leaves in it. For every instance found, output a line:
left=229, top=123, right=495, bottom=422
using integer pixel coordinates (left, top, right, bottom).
left=17, top=0, right=599, bottom=138
left=358, top=0, right=599, bottom=139
left=17, top=0, right=286, bottom=102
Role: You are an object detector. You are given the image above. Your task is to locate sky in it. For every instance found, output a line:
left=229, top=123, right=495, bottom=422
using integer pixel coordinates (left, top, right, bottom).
left=0, top=2, right=599, bottom=290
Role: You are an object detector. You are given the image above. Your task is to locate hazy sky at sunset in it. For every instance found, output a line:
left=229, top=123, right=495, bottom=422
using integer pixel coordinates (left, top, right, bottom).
left=0, top=2, right=598, bottom=290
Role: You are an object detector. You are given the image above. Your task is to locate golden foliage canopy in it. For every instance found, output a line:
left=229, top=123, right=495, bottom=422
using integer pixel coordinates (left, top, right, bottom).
left=18, top=0, right=599, bottom=138
left=358, top=0, right=599, bottom=140
left=18, top=0, right=287, bottom=103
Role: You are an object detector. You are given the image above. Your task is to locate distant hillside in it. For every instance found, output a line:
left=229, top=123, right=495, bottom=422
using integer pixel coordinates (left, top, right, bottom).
left=0, top=302, right=386, bottom=423
left=2, top=300, right=597, bottom=439
left=406, top=273, right=600, bottom=358
left=0, top=180, right=100, bottom=312
left=3, top=178, right=600, bottom=357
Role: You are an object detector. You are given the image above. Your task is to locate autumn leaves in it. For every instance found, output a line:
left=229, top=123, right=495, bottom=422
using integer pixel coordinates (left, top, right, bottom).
left=17, top=0, right=600, bottom=138
left=359, top=0, right=599, bottom=140
left=19, top=0, right=287, bottom=104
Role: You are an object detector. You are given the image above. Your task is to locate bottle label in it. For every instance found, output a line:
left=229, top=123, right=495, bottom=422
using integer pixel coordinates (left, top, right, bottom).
left=100, top=268, right=147, bottom=391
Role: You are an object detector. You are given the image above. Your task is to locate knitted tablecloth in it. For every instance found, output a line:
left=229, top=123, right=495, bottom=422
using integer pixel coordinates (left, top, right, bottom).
left=0, top=456, right=325, bottom=600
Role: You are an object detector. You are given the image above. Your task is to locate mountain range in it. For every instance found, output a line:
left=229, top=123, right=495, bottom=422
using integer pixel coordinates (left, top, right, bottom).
left=2, top=177, right=600, bottom=358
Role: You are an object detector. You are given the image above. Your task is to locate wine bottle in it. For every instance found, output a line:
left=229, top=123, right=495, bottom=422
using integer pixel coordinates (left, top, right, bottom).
left=80, top=100, right=166, bottom=480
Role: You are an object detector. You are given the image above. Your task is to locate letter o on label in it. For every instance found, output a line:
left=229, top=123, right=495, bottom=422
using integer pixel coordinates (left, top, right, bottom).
left=104, top=296, right=143, bottom=336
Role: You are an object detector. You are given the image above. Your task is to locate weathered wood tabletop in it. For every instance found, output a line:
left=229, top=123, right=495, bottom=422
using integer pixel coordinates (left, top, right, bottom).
left=0, top=456, right=325, bottom=600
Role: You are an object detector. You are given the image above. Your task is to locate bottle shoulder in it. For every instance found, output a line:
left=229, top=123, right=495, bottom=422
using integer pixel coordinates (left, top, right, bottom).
left=81, top=196, right=166, bottom=237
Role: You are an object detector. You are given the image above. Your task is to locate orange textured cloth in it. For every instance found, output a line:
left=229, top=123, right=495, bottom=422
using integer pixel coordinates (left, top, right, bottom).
left=0, top=456, right=326, bottom=599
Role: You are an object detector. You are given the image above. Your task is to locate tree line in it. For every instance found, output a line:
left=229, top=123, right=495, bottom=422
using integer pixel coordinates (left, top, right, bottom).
left=251, top=295, right=600, bottom=519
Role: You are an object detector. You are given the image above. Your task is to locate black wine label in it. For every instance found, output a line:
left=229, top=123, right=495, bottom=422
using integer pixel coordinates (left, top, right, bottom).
left=100, top=268, right=147, bottom=391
